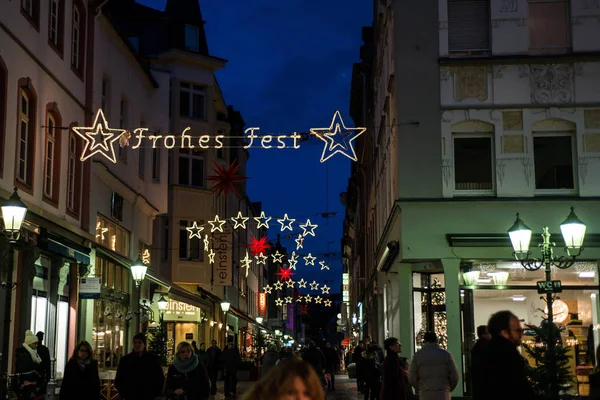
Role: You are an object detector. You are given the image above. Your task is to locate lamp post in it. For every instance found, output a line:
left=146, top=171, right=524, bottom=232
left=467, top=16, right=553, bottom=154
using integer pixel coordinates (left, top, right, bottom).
left=508, top=207, right=586, bottom=400
left=131, top=256, right=148, bottom=332
left=220, top=298, right=231, bottom=347
left=0, top=188, right=28, bottom=400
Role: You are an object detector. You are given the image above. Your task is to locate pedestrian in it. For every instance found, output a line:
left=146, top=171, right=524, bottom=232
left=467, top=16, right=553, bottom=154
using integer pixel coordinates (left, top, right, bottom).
left=15, top=330, right=44, bottom=400
left=192, top=341, right=200, bottom=354
left=59, top=340, right=100, bottom=400
left=479, top=311, right=536, bottom=400
left=302, top=341, right=326, bottom=385
left=221, top=343, right=242, bottom=398
left=323, top=342, right=339, bottom=391
left=165, top=341, right=210, bottom=400
left=114, top=332, right=165, bottom=400
left=35, top=332, right=51, bottom=395
left=353, top=341, right=366, bottom=392
left=206, top=340, right=222, bottom=399
left=362, top=342, right=383, bottom=400
left=261, top=344, right=280, bottom=377
left=470, top=325, right=490, bottom=400
left=197, top=342, right=209, bottom=369
left=380, top=337, right=414, bottom=400
left=408, top=332, right=458, bottom=400
left=242, top=358, right=325, bottom=400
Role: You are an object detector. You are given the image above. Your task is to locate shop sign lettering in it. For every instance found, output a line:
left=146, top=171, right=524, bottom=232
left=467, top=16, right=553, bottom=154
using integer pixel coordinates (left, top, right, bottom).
left=213, top=228, right=232, bottom=286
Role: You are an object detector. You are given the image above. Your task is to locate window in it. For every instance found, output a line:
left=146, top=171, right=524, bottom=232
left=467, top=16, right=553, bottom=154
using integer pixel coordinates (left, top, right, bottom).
left=453, top=136, right=494, bottom=192
left=179, top=220, right=203, bottom=260
left=96, top=215, right=130, bottom=257
left=447, top=0, right=490, bottom=53
left=180, top=83, right=205, bottom=119
left=71, top=2, right=86, bottom=76
left=119, top=99, right=127, bottom=162
left=21, top=0, right=39, bottom=27
left=22, top=0, right=34, bottom=17
left=16, top=80, right=37, bottom=191
left=413, top=273, right=447, bottom=351
left=92, top=297, right=128, bottom=370
left=178, top=149, right=205, bottom=187
left=48, top=0, right=64, bottom=53
left=43, top=112, right=59, bottom=202
left=534, top=134, right=575, bottom=191
left=529, top=0, right=569, bottom=53
left=185, top=25, right=200, bottom=52
left=18, top=91, right=30, bottom=183
left=152, top=147, right=160, bottom=181
left=67, top=133, right=77, bottom=212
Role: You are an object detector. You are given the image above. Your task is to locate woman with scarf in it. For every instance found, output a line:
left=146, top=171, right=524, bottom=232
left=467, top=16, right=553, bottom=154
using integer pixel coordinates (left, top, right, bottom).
left=166, top=341, right=210, bottom=400
left=59, top=341, right=100, bottom=400
left=15, top=330, right=43, bottom=399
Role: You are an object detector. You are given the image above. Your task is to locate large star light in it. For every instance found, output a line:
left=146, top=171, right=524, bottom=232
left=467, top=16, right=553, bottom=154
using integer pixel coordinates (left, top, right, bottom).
left=248, top=236, right=271, bottom=256
left=310, top=110, right=366, bottom=163
left=241, top=251, right=252, bottom=277
left=288, top=252, right=299, bottom=270
left=295, top=234, right=304, bottom=250
left=271, top=251, right=284, bottom=263
left=304, top=253, right=316, bottom=266
left=231, top=212, right=249, bottom=229
left=273, top=281, right=284, bottom=290
left=208, top=215, right=227, bottom=232
left=186, top=221, right=204, bottom=239
left=299, top=219, right=318, bottom=237
left=72, top=109, right=126, bottom=163
left=275, top=266, right=294, bottom=281
left=254, top=211, right=271, bottom=229
left=277, top=214, right=295, bottom=231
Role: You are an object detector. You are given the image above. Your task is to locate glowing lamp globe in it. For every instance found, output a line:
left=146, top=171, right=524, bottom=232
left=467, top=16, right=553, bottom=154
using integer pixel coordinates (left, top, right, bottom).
left=157, top=295, right=169, bottom=311
left=508, top=213, right=532, bottom=259
left=220, top=299, right=231, bottom=313
left=462, top=270, right=480, bottom=286
left=131, top=257, right=148, bottom=286
left=256, top=316, right=263, bottom=324
left=560, top=207, right=586, bottom=255
left=1, top=188, right=27, bottom=242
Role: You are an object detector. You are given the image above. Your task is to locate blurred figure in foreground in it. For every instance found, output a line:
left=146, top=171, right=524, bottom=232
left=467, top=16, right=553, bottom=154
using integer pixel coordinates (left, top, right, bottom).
left=59, top=341, right=100, bottom=400
left=380, top=337, right=413, bottom=400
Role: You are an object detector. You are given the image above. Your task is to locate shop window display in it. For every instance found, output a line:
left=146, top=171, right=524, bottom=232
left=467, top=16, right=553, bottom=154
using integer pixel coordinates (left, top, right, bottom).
left=413, top=273, right=448, bottom=350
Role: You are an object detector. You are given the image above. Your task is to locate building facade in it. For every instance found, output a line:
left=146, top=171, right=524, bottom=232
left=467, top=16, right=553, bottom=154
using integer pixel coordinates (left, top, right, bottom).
left=347, top=0, right=600, bottom=396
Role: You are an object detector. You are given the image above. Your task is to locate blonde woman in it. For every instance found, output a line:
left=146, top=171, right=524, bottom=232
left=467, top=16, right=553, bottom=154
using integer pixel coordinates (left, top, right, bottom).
left=243, top=358, right=325, bottom=400
left=165, top=341, right=210, bottom=400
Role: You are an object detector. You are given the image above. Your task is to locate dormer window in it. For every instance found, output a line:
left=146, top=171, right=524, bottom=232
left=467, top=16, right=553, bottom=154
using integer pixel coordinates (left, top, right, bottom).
left=185, top=24, right=199, bottom=52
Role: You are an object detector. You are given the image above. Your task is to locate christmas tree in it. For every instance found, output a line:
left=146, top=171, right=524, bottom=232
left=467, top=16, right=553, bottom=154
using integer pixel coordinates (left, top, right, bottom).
left=147, top=320, right=168, bottom=366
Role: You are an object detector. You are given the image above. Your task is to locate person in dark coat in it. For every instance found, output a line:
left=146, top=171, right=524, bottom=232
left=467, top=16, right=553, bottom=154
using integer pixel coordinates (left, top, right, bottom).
left=35, top=332, right=51, bottom=395
left=15, top=330, right=44, bottom=400
left=362, top=343, right=383, bottom=400
left=380, top=337, right=414, bottom=400
left=470, top=325, right=490, bottom=400
left=479, top=311, right=536, bottom=400
left=323, top=342, right=340, bottom=391
left=197, top=342, right=209, bottom=369
left=302, top=341, right=326, bottom=383
left=59, top=340, right=100, bottom=400
left=260, top=344, right=280, bottom=377
left=206, top=340, right=221, bottom=397
left=114, top=332, right=165, bottom=400
left=165, top=341, right=210, bottom=400
left=221, top=343, right=242, bottom=398
left=354, top=341, right=366, bottom=392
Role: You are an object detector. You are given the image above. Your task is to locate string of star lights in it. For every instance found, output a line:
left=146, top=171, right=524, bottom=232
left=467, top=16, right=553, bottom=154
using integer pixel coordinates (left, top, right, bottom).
left=71, top=109, right=366, bottom=165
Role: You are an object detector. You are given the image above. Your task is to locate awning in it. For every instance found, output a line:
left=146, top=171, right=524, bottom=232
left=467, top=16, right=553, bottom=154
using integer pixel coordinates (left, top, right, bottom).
left=146, top=272, right=214, bottom=312
left=40, top=230, right=91, bottom=264
left=229, top=306, right=258, bottom=325
left=95, top=245, right=134, bottom=267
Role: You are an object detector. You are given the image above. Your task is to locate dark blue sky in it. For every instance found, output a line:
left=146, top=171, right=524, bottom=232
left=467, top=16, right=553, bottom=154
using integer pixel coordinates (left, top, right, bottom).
left=141, top=0, right=372, bottom=293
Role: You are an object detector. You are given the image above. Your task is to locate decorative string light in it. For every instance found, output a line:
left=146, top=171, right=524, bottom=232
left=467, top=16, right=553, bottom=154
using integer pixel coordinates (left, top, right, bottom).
left=299, top=219, right=318, bottom=237
left=309, top=281, right=319, bottom=291
left=208, top=215, right=227, bottom=232
left=304, top=294, right=312, bottom=303
left=324, top=299, right=332, bottom=307
left=319, top=261, right=329, bottom=271
left=321, top=285, right=331, bottom=295
left=241, top=251, right=252, bottom=277
left=303, top=253, right=316, bottom=266
left=254, top=211, right=271, bottom=229
left=273, top=281, right=284, bottom=290
left=286, top=279, right=296, bottom=288
left=72, top=109, right=126, bottom=163
left=309, top=110, right=366, bottom=163
left=288, top=252, right=299, bottom=270
left=295, top=234, right=304, bottom=250
left=314, top=295, right=323, bottom=304
left=271, top=251, right=284, bottom=263
left=263, top=284, right=273, bottom=294
left=297, top=279, right=307, bottom=288
left=277, top=214, right=295, bottom=231
left=186, top=221, right=204, bottom=239
left=231, top=212, right=249, bottom=229
left=208, top=249, right=215, bottom=263
left=203, top=235, right=210, bottom=251
left=254, top=253, right=268, bottom=265
left=285, top=296, right=293, bottom=304
left=275, top=298, right=284, bottom=307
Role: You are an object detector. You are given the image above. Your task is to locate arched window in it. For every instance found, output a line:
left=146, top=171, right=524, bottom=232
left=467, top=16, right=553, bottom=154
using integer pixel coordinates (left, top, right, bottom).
left=71, top=0, right=87, bottom=77
left=43, top=103, right=63, bottom=206
left=451, top=120, right=495, bottom=195
left=532, top=119, right=576, bottom=193
left=16, top=78, right=37, bottom=192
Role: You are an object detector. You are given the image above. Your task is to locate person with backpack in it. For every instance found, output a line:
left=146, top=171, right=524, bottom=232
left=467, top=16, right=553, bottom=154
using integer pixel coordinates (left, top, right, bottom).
left=362, top=342, right=383, bottom=400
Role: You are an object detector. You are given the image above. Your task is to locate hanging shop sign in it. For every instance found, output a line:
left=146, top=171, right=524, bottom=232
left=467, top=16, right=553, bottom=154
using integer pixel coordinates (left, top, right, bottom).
left=259, top=292, right=267, bottom=315
left=213, top=228, right=232, bottom=286
left=72, top=109, right=366, bottom=164
left=537, top=280, right=562, bottom=294
left=79, top=277, right=101, bottom=299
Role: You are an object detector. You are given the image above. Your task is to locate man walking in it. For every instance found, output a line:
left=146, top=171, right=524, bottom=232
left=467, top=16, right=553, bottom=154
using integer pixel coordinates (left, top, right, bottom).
left=35, top=332, right=51, bottom=395
left=408, top=332, right=458, bottom=400
left=470, top=325, right=491, bottom=400
left=324, top=342, right=340, bottom=391
left=206, top=340, right=222, bottom=399
left=354, top=341, right=366, bottom=392
left=478, top=311, right=535, bottom=400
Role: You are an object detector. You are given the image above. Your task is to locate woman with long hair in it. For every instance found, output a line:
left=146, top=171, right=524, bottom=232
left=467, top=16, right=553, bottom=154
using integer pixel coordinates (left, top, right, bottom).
left=165, top=341, right=210, bottom=400
left=59, top=341, right=100, bottom=400
left=243, top=358, right=325, bottom=400
left=380, top=337, right=414, bottom=400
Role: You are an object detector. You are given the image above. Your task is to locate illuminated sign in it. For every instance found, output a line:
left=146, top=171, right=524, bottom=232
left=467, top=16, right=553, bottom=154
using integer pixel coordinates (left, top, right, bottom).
left=259, top=292, right=266, bottom=315
left=343, top=273, right=350, bottom=303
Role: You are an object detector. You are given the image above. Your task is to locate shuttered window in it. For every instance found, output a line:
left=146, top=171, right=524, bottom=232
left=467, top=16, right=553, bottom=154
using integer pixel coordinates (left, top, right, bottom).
left=448, top=0, right=491, bottom=53
left=529, top=1, right=569, bottom=53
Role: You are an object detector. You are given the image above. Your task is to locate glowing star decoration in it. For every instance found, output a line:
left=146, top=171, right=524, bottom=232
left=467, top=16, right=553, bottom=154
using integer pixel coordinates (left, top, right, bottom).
left=288, top=252, right=299, bottom=270
left=319, top=261, right=330, bottom=271
left=254, top=253, right=268, bottom=265
left=299, top=219, right=318, bottom=237
left=286, top=279, right=296, bottom=289
left=275, top=266, right=295, bottom=281
left=324, top=299, right=332, bottom=307
left=142, top=249, right=151, bottom=265
left=303, top=253, right=317, bottom=266
left=208, top=215, right=227, bottom=232
left=304, top=294, right=312, bottom=303
left=277, top=214, right=295, bottom=231
left=72, top=109, right=126, bottom=163
left=207, top=160, right=247, bottom=199
left=297, top=279, right=307, bottom=289
left=309, top=110, right=366, bottom=163
left=275, top=298, right=284, bottom=307
left=296, top=296, right=304, bottom=303
left=203, top=235, right=210, bottom=251
left=248, top=236, right=271, bottom=256
left=208, top=249, right=215, bottom=264
left=314, top=296, right=323, bottom=304
left=295, top=234, right=304, bottom=250
left=321, top=285, right=331, bottom=295
left=263, top=284, right=273, bottom=294
left=309, top=281, right=320, bottom=291
left=95, top=222, right=108, bottom=241
left=186, top=221, right=204, bottom=239
left=241, top=251, right=253, bottom=277
left=273, top=281, right=284, bottom=291
left=254, top=211, right=271, bottom=229
left=271, top=251, right=284, bottom=263
left=285, top=296, right=293, bottom=304
left=299, top=305, right=309, bottom=316
left=231, top=212, right=249, bottom=230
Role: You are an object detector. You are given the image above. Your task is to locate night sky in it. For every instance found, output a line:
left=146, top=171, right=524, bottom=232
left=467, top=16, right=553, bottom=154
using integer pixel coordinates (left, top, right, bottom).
left=141, top=0, right=373, bottom=293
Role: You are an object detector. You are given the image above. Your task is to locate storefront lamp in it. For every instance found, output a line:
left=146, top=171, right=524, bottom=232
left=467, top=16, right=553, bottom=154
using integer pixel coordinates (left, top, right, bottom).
left=256, top=316, right=263, bottom=324
left=508, top=213, right=532, bottom=260
left=220, top=299, right=231, bottom=313
left=1, top=188, right=28, bottom=243
left=490, top=271, right=509, bottom=286
left=131, top=256, right=148, bottom=287
left=462, top=270, right=480, bottom=286
left=560, top=207, right=586, bottom=256
left=157, top=295, right=169, bottom=311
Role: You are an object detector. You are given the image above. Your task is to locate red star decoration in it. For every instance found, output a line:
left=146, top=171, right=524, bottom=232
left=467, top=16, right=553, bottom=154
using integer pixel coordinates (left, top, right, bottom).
left=207, top=160, right=248, bottom=199
left=275, top=266, right=294, bottom=281
left=299, top=305, right=309, bottom=316
left=248, top=236, right=271, bottom=256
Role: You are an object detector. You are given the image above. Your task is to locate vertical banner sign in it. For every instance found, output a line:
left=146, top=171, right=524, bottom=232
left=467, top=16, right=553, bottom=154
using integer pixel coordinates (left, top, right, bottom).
left=259, top=292, right=266, bottom=316
left=213, top=227, right=232, bottom=286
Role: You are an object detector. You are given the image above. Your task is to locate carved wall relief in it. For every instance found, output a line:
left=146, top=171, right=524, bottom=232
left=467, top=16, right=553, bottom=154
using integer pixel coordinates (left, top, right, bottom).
left=502, top=111, right=523, bottom=131
left=442, top=159, right=452, bottom=187
left=528, top=64, right=574, bottom=104
left=585, top=133, right=600, bottom=152
left=584, top=109, right=600, bottom=129
left=496, top=159, right=506, bottom=186
left=500, top=0, right=518, bottom=12
left=502, top=135, right=525, bottom=153
left=522, top=158, right=534, bottom=186
left=451, top=66, right=490, bottom=102
left=583, top=0, right=600, bottom=9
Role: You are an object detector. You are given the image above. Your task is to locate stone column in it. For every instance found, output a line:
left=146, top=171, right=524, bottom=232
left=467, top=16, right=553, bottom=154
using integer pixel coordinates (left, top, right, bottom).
left=46, top=257, right=68, bottom=381
left=76, top=263, right=91, bottom=342
left=397, top=263, right=414, bottom=358
left=17, top=245, right=40, bottom=342
left=442, top=258, right=464, bottom=397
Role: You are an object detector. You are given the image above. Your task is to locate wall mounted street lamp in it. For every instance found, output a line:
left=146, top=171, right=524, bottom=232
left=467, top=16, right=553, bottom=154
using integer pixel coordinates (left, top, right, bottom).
left=131, top=256, right=148, bottom=332
left=220, top=299, right=231, bottom=313
left=0, top=188, right=27, bottom=400
left=157, top=294, right=169, bottom=311
left=507, top=207, right=586, bottom=400
left=220, top=297, right=231, bottom=346
left=256, top=316, right=263, bottom=324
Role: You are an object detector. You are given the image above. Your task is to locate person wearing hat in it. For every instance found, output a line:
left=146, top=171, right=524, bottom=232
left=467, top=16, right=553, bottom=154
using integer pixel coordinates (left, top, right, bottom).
left=15, top=330, right=43, bottom=399
left=114, top=332, right=165, bottom=400
left=35, top=331, right=51, bottom=394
